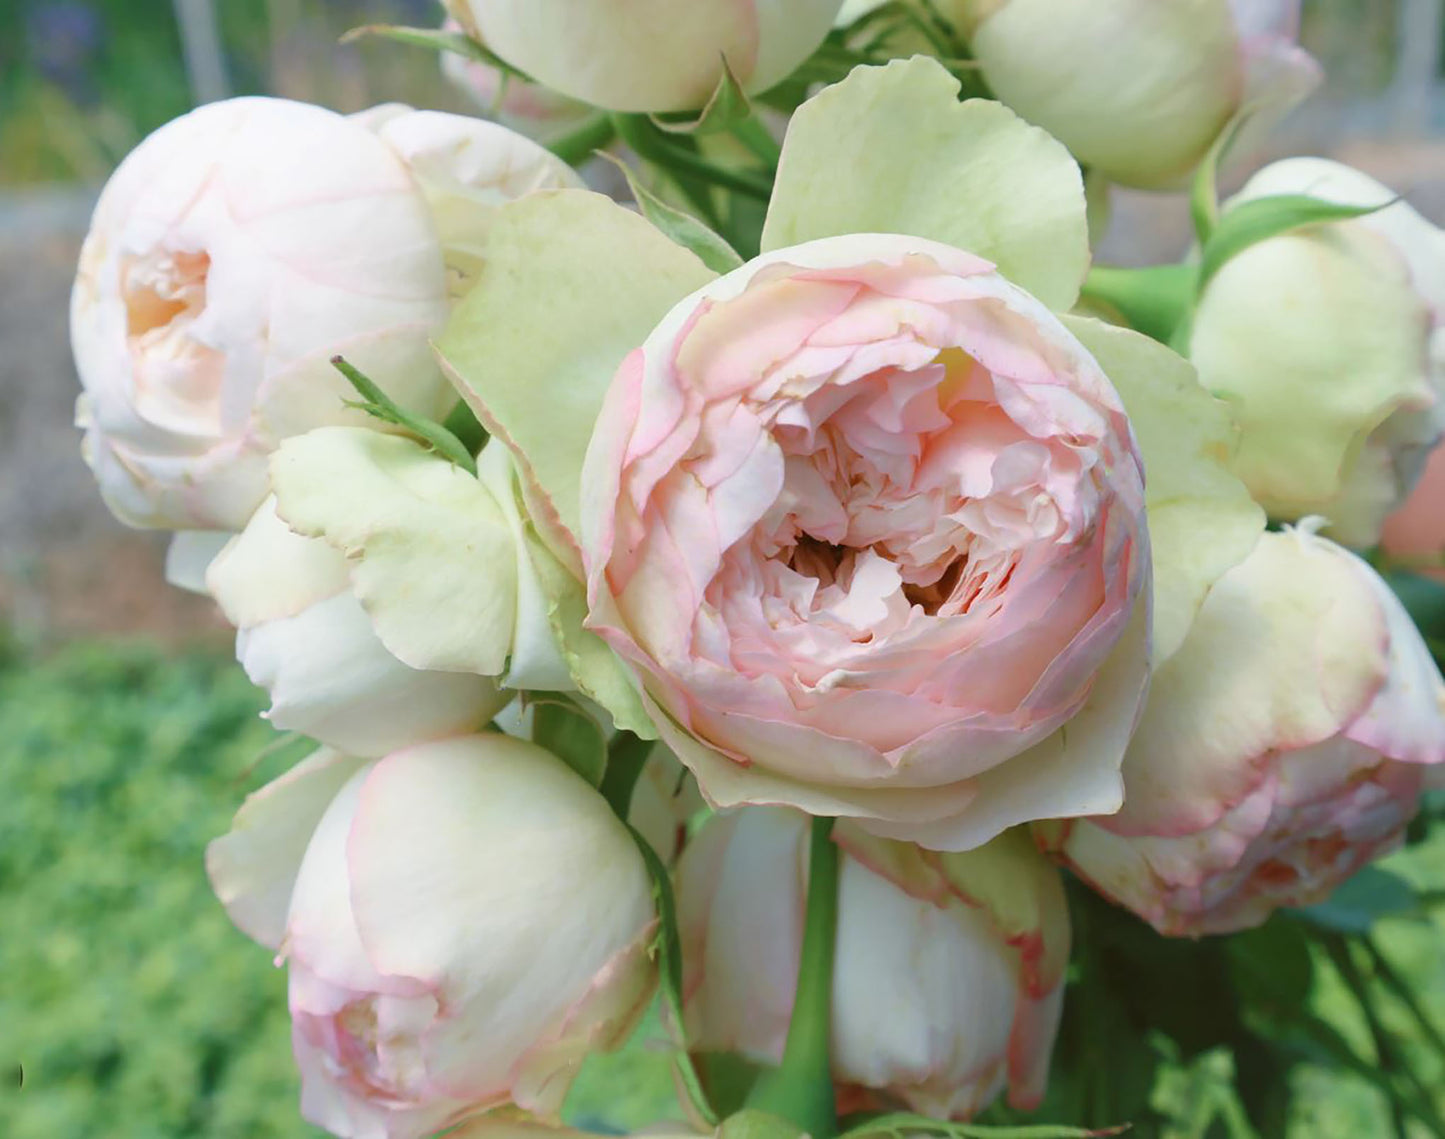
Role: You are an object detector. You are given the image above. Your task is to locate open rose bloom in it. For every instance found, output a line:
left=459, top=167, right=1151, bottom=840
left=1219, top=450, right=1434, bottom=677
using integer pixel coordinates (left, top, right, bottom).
left=441, top=57, right=1264, bottom=851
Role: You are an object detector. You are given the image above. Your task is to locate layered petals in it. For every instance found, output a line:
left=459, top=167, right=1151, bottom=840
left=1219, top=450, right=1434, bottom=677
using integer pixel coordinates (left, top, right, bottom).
left=70, top=96, right=452, bottom=531
left=209, top=736, right=657, bottom=1139
left=581, top=232, right=1149, bottom=851
left=1041, top=528, right=1445, bottom=936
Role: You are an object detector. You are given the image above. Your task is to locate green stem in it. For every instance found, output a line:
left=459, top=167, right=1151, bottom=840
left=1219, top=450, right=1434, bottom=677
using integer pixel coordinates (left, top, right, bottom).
left=613, top=114, right=775, bottom=201
left=545, top=114, right=617, bottom=167
left=599, top=731, right=652, bottom=820
left=748, top=815, right=841, bottom=1138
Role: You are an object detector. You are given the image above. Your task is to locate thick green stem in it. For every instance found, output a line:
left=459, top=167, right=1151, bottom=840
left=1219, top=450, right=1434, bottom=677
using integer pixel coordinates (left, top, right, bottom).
left=747, top=815, right=840, bottom=1138
left=545, top=114, right=617, bottom=167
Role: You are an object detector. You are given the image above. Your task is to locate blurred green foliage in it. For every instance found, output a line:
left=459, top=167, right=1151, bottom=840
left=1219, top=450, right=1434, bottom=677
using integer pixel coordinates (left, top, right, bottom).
left=0, top=640, right=320, bottom=1138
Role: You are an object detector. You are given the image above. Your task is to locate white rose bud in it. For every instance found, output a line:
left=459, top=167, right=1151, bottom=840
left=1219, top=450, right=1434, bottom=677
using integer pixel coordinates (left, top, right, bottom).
left=443, top=0, right=845, bottom=113
left=677, top=809, right=1069, bottom=1119
left=1188, top=159, right=1445, bottom=547
left=206, top=737, right=657, bottom=1139
left=946, top=0, right=1320, bottom=188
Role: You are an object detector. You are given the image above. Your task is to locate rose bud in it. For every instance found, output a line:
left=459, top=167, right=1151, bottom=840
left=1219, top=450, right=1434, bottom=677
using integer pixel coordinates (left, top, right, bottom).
left=677, top=809, right=1069, bottom=1119
left=582, top=231, right=1150, bottom=852
left=1382, top=441, right=1445, bottom=581
left=944, top=0, right=1320, bottom=188
left=206, top=736, right=657, bottom=1139
left=206, top=493, right=510, bottom=756
left=71, top=97, right=453, bottom=532
left=441, top=0, right=845, bottom=113
left=1039, top=527, right=1445, bottom=937
left=351, top=103, right=582, bottom=298
left=1188, top=159, right=1445, bottom=548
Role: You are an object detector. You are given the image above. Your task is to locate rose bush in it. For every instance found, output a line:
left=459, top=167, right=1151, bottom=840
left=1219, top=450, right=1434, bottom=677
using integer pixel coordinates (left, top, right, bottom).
left=942, top=0, right=1320, bottom=188
left=1187, top=158, right=1445, bottom=547
left=677, top=810, right=1069, bottom=1118
left=71, top=96, right=453, bottom=533
left=206, top=735, right=657, bottom=1139
left=439, top=58, right=1265, bottom=851
left=1039, top=528, right=1445, bottom=936
left=442, top=0, right=844, bottom=112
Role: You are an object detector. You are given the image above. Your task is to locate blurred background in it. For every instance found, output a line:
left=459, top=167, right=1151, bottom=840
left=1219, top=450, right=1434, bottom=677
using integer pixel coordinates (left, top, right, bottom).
left=0, top=1, right=1443, bottom=1136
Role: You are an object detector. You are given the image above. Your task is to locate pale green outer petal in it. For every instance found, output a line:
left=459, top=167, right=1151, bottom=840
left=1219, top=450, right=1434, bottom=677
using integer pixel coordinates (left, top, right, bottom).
left=1188, top=223, right=1431, bottom=540
left=436, top=189, right=716, bottom=558
left=205, top=747, right=369, bottom=951
left=269, top=426, right=518, bottom=676
left=475, top=440, right=575, bottom=691
left=1063, top=315, right=1264, bottom=661
left=207, top=495, right=352, bottom=628
left=525, top=525, right=658, bottom=739
left=760, top=57, right=1090, bottom=312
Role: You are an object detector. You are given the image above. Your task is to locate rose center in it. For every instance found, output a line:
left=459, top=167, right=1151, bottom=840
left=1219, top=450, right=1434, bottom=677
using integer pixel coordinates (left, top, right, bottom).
left=122, top=249, right=210, bottom=341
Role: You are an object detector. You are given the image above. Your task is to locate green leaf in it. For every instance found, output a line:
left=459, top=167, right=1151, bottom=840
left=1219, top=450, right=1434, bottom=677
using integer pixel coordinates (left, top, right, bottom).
left=1228, top=919, right=1316, bottom=1011
left=1198, top=194, right=1394, bottom=288
left=332, top=356, right=477, bottom=476
left=1077, top=265, right=1196, bottom=346
left=1295, top=866, right=1419, bottom=933
left=528, top=694, right=607, bottom=788
left=339, top=23, right=524, bottom=78
left=650, top=58, right=752, bottom=136
left=762, top=57, right=1089, bottom=311
left=596, top=152, right=744, bottom=275
left=626, top=823, right=718, bottom=1126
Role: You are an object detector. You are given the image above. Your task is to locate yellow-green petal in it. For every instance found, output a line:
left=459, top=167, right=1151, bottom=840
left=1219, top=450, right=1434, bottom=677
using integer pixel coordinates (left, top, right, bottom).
left=761, top=57, right=1089, bottom=311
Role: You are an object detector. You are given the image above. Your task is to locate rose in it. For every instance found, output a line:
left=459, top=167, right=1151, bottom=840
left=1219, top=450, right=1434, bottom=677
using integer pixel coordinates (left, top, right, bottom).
left=206, top=492, right=511, bottom=756
left=351, top=104, right=583, bottom=298
left=944, top=0, right=1320, bottom=188
left=579, top=231, right=1149, bottom=852
left=71, top=96, right=453, bottom=533
left=206, top=736, right=657, bottom=1139
left=1187, top=158, right=1445, bottom=547
left=441, top=0, right=845, bottom=112
left=677, top=809, right=1069, bottom=1118
left=440, top=59, right=1265, bottom=850
left=1038, top=528, right=1445, bottom=937
left=1382, top=441, right=1445, bottom=581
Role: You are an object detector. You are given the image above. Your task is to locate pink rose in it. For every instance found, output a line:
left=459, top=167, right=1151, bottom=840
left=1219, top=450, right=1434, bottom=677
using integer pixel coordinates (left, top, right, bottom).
left=677, top=809, right=1069, bottom=1118
left=581, top=232, right=1150, bottom=852
left=207, top=737, right=656, bottom=1139
left=1040, top=528, right=1445, bottom=936
left=71, top=97, right=453, bottom=531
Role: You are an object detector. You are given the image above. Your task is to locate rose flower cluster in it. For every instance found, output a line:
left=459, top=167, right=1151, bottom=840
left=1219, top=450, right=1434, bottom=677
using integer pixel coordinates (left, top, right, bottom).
left=68, top=1, right=1445, bottom=1137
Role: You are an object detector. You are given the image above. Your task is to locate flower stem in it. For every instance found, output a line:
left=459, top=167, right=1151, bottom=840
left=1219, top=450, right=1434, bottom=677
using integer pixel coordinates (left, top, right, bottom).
left=747, top=815, right=840, bottom=1138
left=546, top=114, right=617, bottom=167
